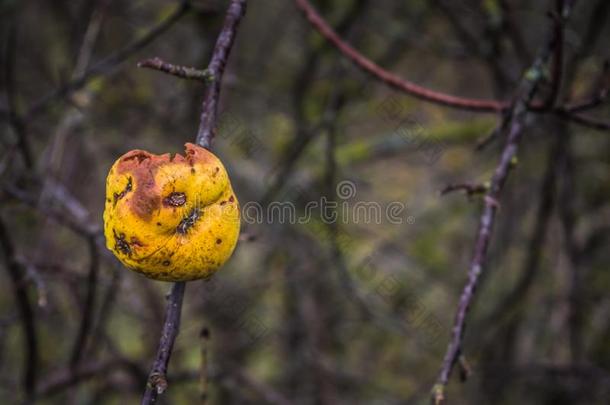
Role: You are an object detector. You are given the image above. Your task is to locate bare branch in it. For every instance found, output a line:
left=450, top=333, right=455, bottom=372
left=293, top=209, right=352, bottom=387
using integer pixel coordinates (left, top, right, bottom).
left=432, top=2, right=571, bottom=401
left=196, top=0, right=248, bottom=149
left=141, top=282, right=186, bottom=404
left=294, top=0, right=507, bottom=112
left=138, top=57, right=214, bottom=83
left=294, top=0, right=610, bottom=132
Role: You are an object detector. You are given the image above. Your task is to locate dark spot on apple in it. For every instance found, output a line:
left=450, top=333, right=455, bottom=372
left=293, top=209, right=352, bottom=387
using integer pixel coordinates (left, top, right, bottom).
left=113, top=230, right=131, bottom=255
left=130, top=237, right=144, bottom=247
left=113, top=177, right=133, bottom=206
left=177, top=208, right=201, bottom=234
left=163, top=192, right=187, bottom=207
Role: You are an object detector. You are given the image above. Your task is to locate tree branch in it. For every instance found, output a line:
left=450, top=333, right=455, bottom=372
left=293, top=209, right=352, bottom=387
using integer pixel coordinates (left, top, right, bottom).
left=294, top=0, right=507, bottom=112
left=196, top=0, right=248, bottom=149
left=138, top=57, right=214, bottom=83
left=431, top=2, right=570, bottom=401
left=141, top=282, right=186, bottom=404
left=140, top=1, right=247, bottom=403
left=294, top=0, right=610, bottom=132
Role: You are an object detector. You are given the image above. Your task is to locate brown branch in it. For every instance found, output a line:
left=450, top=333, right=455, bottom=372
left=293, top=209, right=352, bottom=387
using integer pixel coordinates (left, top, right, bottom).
left=294, top=0, right=508, bottom=112
left=431, top=3, right=567, bottom=400
left=141, top=282, right=186, bottom=404
left=196, top=0, right=248, bottom=149
left=0, top=216, right=38, bottom=401
left=140, top=1, right=247, bottom=403
left=294, top=0, right=610, bottom=133
left=138, top=57, right=214, bottom=83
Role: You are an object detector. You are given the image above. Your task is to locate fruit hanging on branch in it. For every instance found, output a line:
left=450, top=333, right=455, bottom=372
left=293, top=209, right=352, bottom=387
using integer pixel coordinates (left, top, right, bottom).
left=103, top=143, right=240, bottom=281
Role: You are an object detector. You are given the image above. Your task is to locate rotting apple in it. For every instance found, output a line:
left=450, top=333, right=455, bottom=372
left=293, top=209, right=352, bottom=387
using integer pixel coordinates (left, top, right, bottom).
left=103, top=143, right=240, bottom=281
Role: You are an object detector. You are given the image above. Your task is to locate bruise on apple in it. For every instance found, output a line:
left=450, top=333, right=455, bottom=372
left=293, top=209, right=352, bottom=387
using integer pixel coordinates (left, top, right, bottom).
left=115, top=143, right=213, bottom=221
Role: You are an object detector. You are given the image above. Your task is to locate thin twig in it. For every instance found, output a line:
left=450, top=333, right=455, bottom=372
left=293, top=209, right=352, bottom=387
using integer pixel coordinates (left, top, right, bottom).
left=475, top=111, right=512, bottom=151
left=138, top=57, right=214, bottom=83
left=141, top=282, right=186, bottom=404
left=294, top=0, right=610, bottom=132
left=196, top=0, right=248, bottom=149
left=294, top=0, right=507, bottom=112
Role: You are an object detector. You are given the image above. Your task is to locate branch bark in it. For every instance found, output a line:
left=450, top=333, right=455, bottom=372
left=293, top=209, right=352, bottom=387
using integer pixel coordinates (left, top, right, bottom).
left=294, top=0, right=507, bottom=112
left=196, top=0, right=248, bottom=149
left=431, top=2, right=572, bottom=402
left=294, top=0, right=610, bottom=131
left=141, top=282, right=186, bottom=404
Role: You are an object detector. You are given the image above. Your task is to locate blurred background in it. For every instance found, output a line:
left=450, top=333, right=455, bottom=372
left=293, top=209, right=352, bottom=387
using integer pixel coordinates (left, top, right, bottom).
left=1, top=0, right=609, bottom=404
